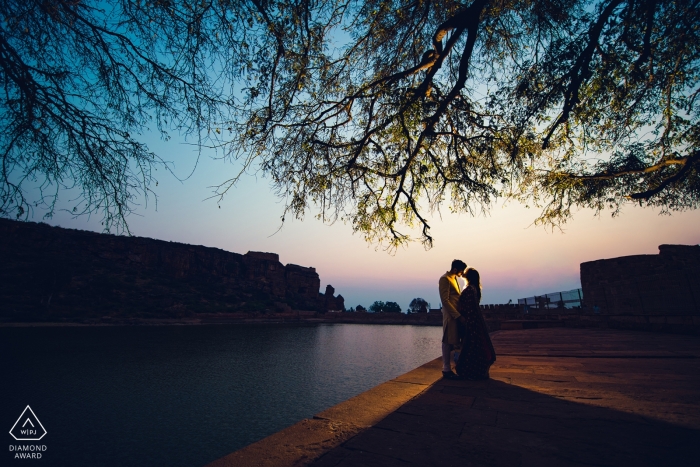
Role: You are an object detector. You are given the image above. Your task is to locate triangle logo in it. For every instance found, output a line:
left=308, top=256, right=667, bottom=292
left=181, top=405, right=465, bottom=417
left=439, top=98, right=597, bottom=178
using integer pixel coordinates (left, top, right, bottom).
left=9, top=406, right=47, bottom=441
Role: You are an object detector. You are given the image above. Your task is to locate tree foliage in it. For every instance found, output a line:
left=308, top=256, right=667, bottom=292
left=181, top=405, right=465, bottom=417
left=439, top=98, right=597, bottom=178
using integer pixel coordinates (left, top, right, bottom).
left=408, top=297, right=430, bottom=313
left=1, top=0, right=236, bottom=230
left=369, top=300, right=402, bottom=312
left=2, top=1, right=699, bottom=245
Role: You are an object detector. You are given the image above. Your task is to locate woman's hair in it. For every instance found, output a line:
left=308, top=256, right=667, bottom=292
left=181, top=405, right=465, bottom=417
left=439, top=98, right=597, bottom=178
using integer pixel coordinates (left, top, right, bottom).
left=465, top=268, right=481, bottom=302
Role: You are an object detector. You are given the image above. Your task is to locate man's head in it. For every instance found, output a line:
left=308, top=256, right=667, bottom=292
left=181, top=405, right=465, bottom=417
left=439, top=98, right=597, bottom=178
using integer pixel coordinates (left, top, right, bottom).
left=450, top=259, right=467, bottom=275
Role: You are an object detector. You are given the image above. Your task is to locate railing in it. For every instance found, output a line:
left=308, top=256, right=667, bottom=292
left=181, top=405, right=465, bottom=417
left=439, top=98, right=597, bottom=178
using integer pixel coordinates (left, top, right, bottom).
left=518, top=288, right=582, bottom=310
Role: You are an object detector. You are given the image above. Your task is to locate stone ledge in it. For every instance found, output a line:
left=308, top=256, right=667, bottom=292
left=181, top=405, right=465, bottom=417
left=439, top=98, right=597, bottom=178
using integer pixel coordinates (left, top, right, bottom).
left=500, top=320, right=564, bottom=330
left=308, top=328, right=700, bottom=467
left=204, top=357, right=443, bottom=467
left=203, top=418, right=362, bottom=467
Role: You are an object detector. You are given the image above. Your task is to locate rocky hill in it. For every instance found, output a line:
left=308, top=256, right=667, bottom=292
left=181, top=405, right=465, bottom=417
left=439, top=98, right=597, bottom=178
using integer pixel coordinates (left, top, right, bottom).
left=0, top=219, right=344, bottom=322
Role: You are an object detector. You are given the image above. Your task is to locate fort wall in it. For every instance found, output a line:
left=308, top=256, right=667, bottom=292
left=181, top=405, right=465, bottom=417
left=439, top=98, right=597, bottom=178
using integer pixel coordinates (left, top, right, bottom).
left=0, top=219, right=341, bottom=321
left=579, top=244, right=700, bottom=334
left=581, top=244, right=700, bottom=316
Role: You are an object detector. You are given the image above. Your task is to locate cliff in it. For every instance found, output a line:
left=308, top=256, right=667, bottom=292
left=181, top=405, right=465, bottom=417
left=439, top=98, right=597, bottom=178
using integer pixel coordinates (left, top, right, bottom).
left=0, top=219, right=343, bottom=322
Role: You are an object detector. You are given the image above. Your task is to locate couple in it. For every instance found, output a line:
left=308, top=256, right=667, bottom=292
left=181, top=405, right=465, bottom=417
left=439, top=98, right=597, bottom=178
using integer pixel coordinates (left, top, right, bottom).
left=439, top=259, right=496, bottom=380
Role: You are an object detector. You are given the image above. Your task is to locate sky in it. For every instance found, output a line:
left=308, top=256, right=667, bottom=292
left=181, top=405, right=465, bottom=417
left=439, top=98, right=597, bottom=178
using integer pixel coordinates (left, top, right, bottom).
left=24, top=131, right=700, bottom=312
left=9, top=4, right=699, bottom=313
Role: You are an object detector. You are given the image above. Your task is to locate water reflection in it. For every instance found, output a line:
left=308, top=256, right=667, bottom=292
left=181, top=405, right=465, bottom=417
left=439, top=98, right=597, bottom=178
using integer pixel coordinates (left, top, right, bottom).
left=0, top=323, right=440, bottom=467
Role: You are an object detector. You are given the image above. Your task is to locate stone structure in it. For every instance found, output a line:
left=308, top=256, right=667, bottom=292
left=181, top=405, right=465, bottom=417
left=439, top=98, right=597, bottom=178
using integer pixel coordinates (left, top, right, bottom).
left=581, top=245, right=700, bottom=315
left=579, top=245, right=700, bottom=333
left=0, top=219, right=343, bottom=322
left=321, top=284, right=345, bottom=312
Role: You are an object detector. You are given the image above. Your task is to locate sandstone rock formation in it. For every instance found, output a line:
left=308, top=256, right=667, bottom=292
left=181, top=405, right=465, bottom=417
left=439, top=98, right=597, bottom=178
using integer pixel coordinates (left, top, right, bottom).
left=322, top=284, right=345, bottom=312
left=0, top=219, right=343, bottom=322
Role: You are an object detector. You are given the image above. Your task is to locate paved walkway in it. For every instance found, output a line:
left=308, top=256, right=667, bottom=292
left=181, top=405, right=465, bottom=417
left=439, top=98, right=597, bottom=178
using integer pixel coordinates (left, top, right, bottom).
left=309, top=328, right=700, bottom=467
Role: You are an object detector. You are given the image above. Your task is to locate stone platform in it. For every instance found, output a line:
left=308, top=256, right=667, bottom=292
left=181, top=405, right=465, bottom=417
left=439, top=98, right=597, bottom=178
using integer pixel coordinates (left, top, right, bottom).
left=207, top=328, right=700, bottom=467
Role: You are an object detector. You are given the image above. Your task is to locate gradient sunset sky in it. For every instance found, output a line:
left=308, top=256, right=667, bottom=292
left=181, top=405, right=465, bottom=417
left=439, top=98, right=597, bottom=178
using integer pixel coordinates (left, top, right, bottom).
left=26, top=131, right=700, bottom=311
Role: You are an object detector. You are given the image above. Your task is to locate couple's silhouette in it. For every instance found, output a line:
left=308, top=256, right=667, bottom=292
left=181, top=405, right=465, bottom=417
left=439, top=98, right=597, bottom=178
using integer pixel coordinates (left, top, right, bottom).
left=439, top=260, right=496, bottom=380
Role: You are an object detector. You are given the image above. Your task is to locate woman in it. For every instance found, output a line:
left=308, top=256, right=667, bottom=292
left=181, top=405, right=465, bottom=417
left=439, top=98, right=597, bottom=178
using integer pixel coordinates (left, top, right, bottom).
left=455, top=268, right=496, bottom=380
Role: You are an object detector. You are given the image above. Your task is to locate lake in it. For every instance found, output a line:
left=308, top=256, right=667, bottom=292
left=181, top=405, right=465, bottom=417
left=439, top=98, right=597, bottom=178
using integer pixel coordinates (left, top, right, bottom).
left=1, top=323, right=441, bottom=467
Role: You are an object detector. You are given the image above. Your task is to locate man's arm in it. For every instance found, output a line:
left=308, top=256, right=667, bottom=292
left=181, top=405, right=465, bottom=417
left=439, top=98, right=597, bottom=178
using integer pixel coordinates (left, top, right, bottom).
left=439, top=276, right=461, bottom=319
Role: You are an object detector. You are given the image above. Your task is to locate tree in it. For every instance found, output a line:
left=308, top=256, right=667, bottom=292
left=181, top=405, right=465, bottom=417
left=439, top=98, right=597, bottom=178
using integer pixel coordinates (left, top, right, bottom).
left=383, top=301, right=402, bottom=313
left=369, top=300, right=402, bottom=312
left=356, top=304, right=367, bottom=312
left=3, top=1, right=699, bottom=246
left=220, top=0, right=700, bottom=250
left=408, top=298, right=430, bottom=313
left=1, top=0, right=239, bottom=231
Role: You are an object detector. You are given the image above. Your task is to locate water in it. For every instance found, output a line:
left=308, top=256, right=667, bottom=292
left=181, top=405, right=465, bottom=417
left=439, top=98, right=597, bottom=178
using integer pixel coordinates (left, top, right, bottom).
left=0, top=323, right=441, bottom=467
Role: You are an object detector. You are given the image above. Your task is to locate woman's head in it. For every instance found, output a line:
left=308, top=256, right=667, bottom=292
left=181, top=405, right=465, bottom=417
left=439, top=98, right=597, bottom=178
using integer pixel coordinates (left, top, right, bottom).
left=465, top=268, right=481, bottom=301
left=465, top=267, right=480, bottom=286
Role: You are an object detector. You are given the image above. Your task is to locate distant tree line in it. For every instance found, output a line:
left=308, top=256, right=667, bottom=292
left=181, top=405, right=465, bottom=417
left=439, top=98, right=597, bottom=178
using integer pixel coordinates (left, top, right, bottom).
left=346, top=301, right=401, bottom=313
left=347, top=298, right=432, bottom=313
left=369, top=301, right=402, bottom=313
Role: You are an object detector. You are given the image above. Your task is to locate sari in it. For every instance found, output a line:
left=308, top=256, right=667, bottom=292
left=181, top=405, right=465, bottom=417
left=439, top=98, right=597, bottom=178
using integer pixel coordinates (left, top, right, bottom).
left=455, top=285, right=496, bottom=380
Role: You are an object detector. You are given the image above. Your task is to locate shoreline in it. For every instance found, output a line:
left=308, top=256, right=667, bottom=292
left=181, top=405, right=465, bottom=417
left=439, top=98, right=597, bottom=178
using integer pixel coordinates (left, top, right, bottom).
left=5, top=310, right=698, bottom=336
left=204, top=356, right=446, bottom=467
left=206, top=328, right=700, bottom=467
left=0, top=312, right=446, bottom=327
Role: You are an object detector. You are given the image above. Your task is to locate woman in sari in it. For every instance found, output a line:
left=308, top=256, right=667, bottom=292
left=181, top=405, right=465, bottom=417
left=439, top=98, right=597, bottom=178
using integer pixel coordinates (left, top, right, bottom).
left=455, top=268, right=496, bottom=380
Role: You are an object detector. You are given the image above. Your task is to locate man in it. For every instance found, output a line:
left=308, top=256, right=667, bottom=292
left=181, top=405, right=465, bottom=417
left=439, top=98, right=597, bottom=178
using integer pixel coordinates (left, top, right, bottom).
left=439, top=259, right=467, bottom=379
